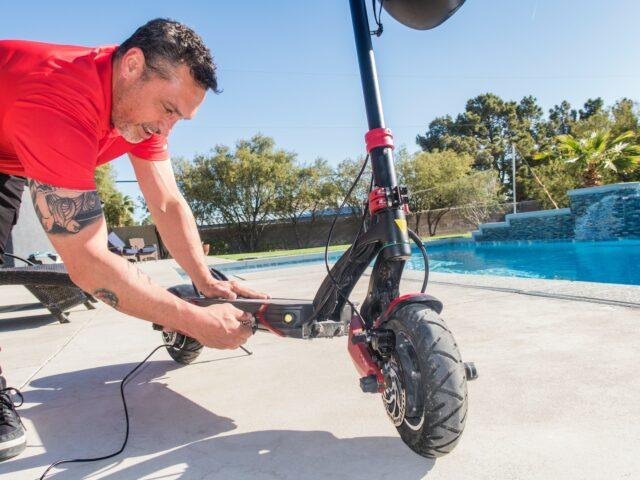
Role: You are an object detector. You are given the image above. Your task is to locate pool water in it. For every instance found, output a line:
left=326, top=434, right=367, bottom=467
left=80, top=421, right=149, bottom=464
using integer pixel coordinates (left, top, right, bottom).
left=190, top=240, right=640, bottom=287
left=410, top=239, right=640, bottom=286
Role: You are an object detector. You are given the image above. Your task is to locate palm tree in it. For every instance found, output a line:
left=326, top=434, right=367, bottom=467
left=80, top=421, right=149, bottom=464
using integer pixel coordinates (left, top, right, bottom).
left=122, top=195, right=136, bottom=217
left=535, top=130, right=640, bottom=187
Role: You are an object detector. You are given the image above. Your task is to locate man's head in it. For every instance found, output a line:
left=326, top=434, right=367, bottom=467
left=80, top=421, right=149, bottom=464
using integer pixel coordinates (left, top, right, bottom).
left=111, top=18, right=219, bottom=143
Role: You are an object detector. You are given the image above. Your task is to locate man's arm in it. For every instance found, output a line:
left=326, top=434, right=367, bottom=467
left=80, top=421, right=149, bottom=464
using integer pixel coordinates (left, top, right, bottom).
left=129, top=154, right=268, bottom=299
left=28, top=179, right=252, bottom=349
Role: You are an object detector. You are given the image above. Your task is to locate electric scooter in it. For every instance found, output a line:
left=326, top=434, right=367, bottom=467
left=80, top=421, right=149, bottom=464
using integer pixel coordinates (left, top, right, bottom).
left=157, top=0, right=476, bottom=459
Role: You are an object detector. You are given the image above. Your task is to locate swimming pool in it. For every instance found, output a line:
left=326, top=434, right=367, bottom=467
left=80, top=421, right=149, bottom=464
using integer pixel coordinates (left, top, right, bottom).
left=190, top=239, right=640, bottom=287
left=412, top=239, right=640, bottom=286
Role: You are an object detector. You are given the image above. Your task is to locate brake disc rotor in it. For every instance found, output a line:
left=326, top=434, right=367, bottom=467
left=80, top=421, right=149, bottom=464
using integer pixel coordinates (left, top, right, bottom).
left=382, top=356, right=407, bottom=426
left=382, top=331, right=425, bottom=429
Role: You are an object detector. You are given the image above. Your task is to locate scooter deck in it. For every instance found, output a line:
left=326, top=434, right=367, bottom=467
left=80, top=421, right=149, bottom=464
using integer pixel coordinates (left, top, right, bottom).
left=185, top=297, right=349, bottom=339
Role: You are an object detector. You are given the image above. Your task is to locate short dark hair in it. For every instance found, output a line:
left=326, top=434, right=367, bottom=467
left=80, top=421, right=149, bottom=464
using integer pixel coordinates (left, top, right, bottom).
left=115, top=18, right=220, bottom=93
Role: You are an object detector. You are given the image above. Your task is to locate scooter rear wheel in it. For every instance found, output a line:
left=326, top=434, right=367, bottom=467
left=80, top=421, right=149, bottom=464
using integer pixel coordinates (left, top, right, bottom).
left=382, top=303, right=468, bottom=458
left=162, top=331, right=203, bottom=365
left=163, top=285, right=204, bottom=364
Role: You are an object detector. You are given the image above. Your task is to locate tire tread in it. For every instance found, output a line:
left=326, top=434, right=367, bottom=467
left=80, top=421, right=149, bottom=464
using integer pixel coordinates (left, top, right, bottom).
left=390, top=303, right=468, bottom=458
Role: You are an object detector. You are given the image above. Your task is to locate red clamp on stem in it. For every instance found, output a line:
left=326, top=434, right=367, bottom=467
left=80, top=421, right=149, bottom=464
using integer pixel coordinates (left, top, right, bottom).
left=365, top=128, right=394, bottom=153
left=368, top=187, right=389, bottom=215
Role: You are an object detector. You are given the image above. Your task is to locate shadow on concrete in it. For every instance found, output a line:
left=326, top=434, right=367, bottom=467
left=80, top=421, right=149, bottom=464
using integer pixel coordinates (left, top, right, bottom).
left=0, top=302, right=43, bottom=314
left=3, top=360, right=435, bottom=479
left=0, top=313, right=60, bottom=332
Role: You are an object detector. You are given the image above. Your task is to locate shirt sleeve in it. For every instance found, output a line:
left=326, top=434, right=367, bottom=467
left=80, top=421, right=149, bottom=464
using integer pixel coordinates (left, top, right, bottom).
left=5, top=95, right=99, bottom=190
left=129, top=133, right=170, bottom=161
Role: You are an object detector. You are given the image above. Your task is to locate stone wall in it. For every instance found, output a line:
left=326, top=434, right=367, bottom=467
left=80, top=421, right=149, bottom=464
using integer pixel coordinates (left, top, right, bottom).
left=571, top=183, right=640, bottom=240
left=473, top=182, right=640, bottom=242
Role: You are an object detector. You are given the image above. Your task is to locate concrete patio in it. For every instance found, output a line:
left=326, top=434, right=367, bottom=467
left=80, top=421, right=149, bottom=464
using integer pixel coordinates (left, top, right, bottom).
left=1, top=259, right=639, bottom=479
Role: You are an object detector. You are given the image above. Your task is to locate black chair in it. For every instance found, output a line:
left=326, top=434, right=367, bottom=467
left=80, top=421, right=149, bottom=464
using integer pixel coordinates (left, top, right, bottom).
left=0, top=253, right=97, bottom=323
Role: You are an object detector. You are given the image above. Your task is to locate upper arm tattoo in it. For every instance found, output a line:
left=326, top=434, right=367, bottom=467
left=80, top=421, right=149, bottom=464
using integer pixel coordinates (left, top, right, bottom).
left=29, top=179, right=103, bottom=234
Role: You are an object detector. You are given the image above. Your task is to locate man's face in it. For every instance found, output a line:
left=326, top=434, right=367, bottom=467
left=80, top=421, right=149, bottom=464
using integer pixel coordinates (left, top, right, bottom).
left=112, top=48, right=206, bottom=144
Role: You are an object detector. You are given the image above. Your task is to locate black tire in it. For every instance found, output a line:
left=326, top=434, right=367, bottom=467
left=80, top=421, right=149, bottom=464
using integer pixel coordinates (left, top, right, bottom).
left=162, top=331, right=203, bottom=365
left=383, top=303, right=468, bottom=458
left=163, top=285, right=203, bottom=365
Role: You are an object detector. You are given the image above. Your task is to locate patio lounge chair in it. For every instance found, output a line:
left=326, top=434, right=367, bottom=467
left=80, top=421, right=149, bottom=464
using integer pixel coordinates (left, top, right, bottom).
left=107, top=232, right=138, bottom=262
left=129, top=237, right=158, bottom=261
left=0, top=253, right=97, bottom=324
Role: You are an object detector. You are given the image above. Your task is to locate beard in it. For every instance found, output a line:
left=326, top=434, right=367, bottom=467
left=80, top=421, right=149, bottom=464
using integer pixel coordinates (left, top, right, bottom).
left=111, top=80, right=149, bottom=144
left=114, top=122, right=147, bottom=144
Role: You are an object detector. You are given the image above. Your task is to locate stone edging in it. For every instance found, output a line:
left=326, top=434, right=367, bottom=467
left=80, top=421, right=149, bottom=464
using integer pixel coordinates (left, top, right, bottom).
left=568, top=181, right=640, bottom=197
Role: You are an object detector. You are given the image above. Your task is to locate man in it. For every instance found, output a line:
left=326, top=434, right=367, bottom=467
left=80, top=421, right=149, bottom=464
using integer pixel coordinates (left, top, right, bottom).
left=0, top=18, right=269, bottom=462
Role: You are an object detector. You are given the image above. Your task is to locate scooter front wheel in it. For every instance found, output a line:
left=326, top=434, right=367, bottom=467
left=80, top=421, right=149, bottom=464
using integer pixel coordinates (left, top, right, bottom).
left=382, top=303, right=468, bottom=458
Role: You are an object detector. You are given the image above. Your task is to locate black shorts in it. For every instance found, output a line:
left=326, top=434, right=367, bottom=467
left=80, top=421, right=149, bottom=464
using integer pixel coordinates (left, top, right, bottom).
left=0, top=173, right=26, bottom=255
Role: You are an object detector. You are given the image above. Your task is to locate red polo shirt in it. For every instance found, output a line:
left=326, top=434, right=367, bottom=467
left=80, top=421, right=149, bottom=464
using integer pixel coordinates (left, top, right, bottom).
left=0, top=40, right=169, bottom=190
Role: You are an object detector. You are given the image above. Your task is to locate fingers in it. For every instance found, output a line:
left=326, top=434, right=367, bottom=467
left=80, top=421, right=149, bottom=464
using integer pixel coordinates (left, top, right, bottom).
left=195, top=303, right=256, bottom=350
left=209, top=279, right=270, bottom=300
left=214, top=283, right=237, bottom=300
left=228, top=281, right=270, bottom=299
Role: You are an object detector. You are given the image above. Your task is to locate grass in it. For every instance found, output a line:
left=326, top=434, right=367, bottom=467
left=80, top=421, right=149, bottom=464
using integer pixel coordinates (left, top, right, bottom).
left=214, top=232, right=471, bottom=260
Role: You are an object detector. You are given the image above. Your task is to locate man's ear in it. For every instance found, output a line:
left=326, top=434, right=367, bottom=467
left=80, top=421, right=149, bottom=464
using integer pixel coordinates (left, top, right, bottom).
left=120, top=47, right=146, bottom=80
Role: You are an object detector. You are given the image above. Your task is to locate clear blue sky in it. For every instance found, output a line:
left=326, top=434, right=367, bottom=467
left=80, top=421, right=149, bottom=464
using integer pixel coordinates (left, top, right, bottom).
left=2, top=0, right=639, bottom=219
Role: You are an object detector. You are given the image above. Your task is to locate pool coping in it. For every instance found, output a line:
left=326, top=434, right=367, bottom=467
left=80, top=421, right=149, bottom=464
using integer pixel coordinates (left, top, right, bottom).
left=400, top=270, right=640, bottom=309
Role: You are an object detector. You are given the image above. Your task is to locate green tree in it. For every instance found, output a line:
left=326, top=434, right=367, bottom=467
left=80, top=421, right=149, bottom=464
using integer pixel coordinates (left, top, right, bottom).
left=547, top=100, right=577, bottom=135
left=571, top=98, right=612, bottom=138
left=175, top=134, right=294, bottom=252
left=137, top=195, right=154, bottom=225
left=416, top=93, right=543, bottom=190
left=579, top=98, right=605, bottom=120
left=397, top=150, right=475, bottom=236
left=94, top=164, right=136, bottom=227
left=173, top=157, right=215, bottom=225
left=275, top=158, right=335, bottom=248
left=456, top=171, right=504, bottom=228
left=332, top=156, right=371, bottom=218
left=520, top=159, right=581, bottom=209
left=535, top=130, right=640, bottom=187
left=610, top=98, right=639, bottom=137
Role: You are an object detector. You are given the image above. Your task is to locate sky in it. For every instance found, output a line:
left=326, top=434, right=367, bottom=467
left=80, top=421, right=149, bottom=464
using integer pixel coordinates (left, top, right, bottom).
left=2, top=0, right=640, bottom=219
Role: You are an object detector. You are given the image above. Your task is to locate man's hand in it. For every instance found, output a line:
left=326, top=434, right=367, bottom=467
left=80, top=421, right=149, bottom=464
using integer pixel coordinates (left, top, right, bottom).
left=188, top=303, right=254, bottom=349
left=199, top=279, right=270, bottom=300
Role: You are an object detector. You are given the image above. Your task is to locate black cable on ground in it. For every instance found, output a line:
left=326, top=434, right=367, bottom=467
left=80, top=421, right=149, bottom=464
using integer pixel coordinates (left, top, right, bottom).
left=408, top=229, right=429, bottom=293
left=38, top=344, right=212, bottom=480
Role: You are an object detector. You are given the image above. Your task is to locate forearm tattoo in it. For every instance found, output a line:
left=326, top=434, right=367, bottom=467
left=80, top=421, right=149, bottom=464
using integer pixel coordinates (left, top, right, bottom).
left=93, top=265, right=150, bottom=310
left=93, top=288, right=119, bottom=308
left=29, top=179, right=102, bottom=234
left=130, top=262, right=153, bottom=285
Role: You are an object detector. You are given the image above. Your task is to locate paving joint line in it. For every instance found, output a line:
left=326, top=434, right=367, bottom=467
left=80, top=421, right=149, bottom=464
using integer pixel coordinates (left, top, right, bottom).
left=19, top=307, right=100, bottom=390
